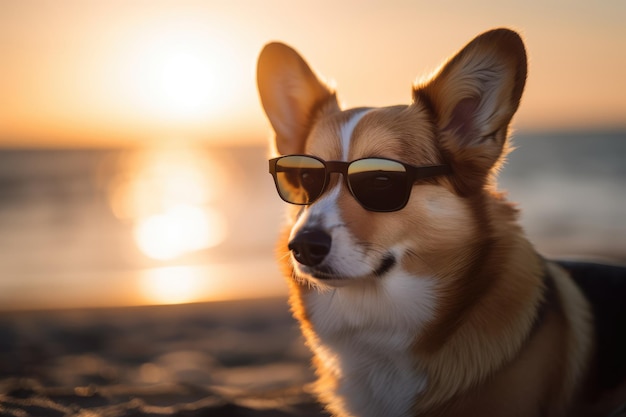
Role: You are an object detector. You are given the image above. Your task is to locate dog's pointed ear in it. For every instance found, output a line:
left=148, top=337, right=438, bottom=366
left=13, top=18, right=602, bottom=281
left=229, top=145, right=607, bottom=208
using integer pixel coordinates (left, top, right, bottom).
left=414, top=28, right=527, bottom=193
left=257, top=42, right=339, bottom=155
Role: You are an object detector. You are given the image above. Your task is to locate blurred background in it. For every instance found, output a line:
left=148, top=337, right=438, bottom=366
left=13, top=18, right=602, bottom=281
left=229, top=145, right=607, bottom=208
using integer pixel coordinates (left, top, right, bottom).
left=1, top=0, right=625, bottom=311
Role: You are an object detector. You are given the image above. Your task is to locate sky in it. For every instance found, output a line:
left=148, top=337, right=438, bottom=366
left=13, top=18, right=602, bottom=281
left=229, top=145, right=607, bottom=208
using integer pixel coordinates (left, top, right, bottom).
left=0, top=0, right=625, bottom=148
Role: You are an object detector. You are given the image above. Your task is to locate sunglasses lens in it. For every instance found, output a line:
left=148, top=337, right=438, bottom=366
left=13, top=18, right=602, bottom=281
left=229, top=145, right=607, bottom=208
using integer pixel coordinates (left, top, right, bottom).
left=274, top=156, right=326, bottom=204
left=348, top=159, right=409, bottom=211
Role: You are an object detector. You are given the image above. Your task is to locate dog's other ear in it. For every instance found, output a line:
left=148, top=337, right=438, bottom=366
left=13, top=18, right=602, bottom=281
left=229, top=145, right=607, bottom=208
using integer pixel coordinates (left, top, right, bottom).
left=414, top=28, right=527, bottom=194
left=257, top=42, right=338, bottom=155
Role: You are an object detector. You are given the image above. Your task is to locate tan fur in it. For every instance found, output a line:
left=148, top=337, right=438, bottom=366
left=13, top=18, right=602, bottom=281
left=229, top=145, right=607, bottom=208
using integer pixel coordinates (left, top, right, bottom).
left=257, top=29, right=614, bottom=417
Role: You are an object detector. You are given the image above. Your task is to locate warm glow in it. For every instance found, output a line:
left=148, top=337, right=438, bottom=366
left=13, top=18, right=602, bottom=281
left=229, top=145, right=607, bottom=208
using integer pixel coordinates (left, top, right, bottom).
left=1, top=2, right=625, bottom=148
left=107, top=147, right=229, bottom=260
left=134, top=204, right=227, bottom=261
left=126, top=25, right=236, bottom=122
left=140, top=266, right=206, bottom=305
left=138, top=262, right=286, bottom=306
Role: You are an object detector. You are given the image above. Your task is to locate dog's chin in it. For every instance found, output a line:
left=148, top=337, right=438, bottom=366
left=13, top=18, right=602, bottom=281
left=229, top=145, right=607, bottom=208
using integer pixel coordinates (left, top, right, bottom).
left=292, top=266, right=350, bottom=288
left=294, top=254, right=397, bottom=289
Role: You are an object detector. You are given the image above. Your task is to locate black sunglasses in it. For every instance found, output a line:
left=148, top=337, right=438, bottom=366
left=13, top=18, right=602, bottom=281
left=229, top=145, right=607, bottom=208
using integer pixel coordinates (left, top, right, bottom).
left=268, top=155, right=451, bottom=212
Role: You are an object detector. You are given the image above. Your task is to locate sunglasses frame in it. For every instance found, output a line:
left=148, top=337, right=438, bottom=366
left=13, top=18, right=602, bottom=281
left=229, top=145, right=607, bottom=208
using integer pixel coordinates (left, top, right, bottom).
left=268, top=155, right=451, bottom=212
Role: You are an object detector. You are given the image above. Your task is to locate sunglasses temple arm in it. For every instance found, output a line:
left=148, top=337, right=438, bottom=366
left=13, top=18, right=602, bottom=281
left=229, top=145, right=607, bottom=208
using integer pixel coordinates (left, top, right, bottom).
left=414, top=165, right=452, bottom=180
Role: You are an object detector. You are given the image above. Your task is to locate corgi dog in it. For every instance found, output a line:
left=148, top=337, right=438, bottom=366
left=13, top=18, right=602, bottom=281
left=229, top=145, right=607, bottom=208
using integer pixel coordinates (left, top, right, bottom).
left=257, top=28, right=626, bottom=417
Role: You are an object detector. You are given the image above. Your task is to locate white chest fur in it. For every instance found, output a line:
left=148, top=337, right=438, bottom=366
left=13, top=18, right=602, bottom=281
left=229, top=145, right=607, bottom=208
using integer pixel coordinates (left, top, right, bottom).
left=305, top=270, right=437, bottom=417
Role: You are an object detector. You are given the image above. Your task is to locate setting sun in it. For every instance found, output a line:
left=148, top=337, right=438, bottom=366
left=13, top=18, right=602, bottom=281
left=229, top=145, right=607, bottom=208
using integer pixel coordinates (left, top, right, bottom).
left=126, top=24, right=234, bottom=122
left=1, top=2, right=624, bottom=148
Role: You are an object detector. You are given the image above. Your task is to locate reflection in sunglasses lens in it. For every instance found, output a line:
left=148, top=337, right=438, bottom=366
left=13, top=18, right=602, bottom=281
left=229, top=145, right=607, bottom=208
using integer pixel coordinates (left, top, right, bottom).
left=276, top=156, right=326, bottom=204
left=348, top=159, right=408, bottom=211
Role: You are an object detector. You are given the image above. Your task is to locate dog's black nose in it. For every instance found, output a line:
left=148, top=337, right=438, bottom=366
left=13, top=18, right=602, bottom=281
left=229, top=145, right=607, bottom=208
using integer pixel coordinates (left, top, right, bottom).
left=288, top=229, right=332, bottom=266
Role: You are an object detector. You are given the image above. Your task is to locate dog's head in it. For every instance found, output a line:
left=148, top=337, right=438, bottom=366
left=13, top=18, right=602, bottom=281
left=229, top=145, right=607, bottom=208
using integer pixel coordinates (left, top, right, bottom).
left=257, top=29, right=527, bottom=290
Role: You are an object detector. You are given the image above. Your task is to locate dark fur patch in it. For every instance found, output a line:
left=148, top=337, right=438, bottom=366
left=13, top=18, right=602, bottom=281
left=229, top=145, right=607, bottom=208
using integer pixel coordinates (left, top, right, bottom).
left=374, top=254, right=396, bottom=277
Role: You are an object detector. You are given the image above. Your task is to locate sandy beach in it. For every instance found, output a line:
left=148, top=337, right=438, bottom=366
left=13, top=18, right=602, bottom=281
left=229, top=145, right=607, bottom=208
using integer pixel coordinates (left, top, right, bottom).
left=0, top=298, right=328, bottom=416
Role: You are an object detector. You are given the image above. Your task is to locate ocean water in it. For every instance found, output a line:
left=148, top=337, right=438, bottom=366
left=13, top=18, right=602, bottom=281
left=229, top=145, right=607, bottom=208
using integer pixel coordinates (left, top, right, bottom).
left=499, top=130, right=626, bottom=259
left=0, top=130, right=624, bottom=310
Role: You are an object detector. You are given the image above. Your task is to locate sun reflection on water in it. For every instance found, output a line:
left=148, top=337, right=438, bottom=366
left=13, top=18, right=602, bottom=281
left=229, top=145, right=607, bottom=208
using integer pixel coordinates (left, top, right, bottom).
left=105, top=146, right=232, bottom=305
left=134, top=204, right=227, bottom=261
left=139, top=265, right=208, bottom=305
left=108, top=147, right=228, bottom=259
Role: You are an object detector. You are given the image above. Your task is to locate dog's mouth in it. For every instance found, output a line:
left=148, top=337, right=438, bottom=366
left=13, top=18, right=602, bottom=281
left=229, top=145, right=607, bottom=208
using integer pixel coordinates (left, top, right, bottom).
left=288, top=227, right=398, bottom=286
left=297, top=253, right=397, bottom=284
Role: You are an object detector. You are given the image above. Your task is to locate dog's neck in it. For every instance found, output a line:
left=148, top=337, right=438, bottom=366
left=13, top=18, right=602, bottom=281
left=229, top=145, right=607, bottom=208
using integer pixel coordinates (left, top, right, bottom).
left=412, top=238, right=550, bottom=411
